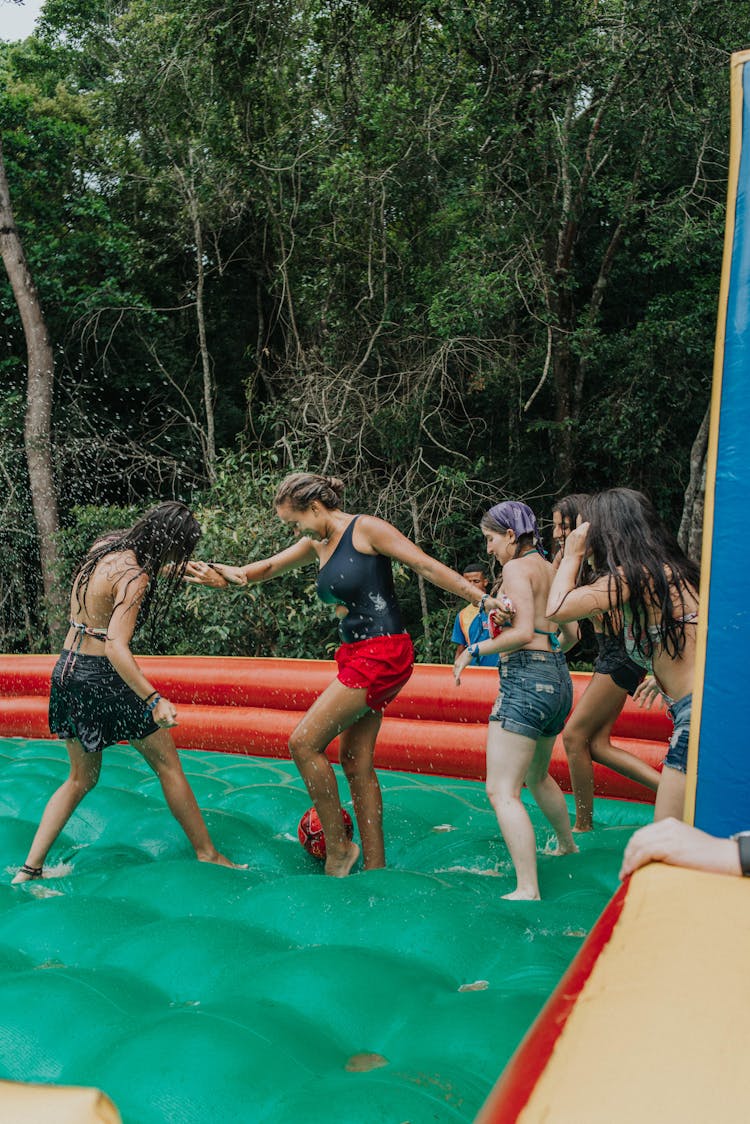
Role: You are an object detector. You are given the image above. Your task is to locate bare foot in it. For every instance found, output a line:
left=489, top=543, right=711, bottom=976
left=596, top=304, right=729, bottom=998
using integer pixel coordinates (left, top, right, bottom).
left=546, top=840, right=579, bottom=856
left=325, top=841, right=360, bottom=878
left=11, top=864, right=43, bottom=884
left=573, top=824, right=593, bottom=834
left=197, top=851, right=248, bottom=869
left=502, top=887, right=540, bottom=901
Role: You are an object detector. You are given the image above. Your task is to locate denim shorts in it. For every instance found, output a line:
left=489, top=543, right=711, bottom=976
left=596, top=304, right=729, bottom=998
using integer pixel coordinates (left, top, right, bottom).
left=663, top=692, right=692, bottom=773
left=489, top=649, right=574, bottom=740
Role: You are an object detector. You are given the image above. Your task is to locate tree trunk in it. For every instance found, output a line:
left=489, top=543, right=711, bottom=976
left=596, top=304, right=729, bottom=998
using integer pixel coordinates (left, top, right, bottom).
left=678, top=403, right=710, bottom=564
left=0, top=136, right=64, bottom=642
left=188, top=188, right=217, bottom=484
left=409, top=495, right=432, bottom=659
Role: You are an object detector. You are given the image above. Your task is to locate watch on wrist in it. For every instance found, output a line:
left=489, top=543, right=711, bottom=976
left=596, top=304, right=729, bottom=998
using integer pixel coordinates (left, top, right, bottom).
left=731, top=831, right=750, bottom=876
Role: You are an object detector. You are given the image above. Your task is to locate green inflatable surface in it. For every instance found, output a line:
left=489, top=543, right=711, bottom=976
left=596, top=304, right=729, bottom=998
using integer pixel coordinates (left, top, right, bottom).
left=0, top=738, right=650, bottom=1122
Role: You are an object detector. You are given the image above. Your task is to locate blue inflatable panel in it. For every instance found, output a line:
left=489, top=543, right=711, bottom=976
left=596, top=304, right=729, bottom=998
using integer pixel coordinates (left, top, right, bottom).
left=693, top=53, right=750, bottom=835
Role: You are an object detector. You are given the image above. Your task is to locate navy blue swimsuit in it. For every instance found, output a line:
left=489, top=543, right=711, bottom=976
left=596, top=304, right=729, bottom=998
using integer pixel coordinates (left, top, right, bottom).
left=316, top=517, right=404, bottom=643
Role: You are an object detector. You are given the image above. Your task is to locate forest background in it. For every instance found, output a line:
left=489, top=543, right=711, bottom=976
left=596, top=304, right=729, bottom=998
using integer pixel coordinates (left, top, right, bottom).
left=0, top=0, right=741, bottom=662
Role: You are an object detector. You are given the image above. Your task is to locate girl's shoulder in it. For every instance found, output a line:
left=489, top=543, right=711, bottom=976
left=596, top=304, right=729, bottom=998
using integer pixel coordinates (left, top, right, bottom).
left=501, top=554, right=545, bottom=587
left=353, top=513, right=389, bottom=537
left=105, top=554, right=147, bottom=590
left=505, top=551, right=551, bottom=571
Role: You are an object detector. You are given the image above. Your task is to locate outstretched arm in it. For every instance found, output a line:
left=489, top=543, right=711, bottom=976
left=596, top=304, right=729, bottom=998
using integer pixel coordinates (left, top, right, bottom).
left=185, top=537, right=318, bottom=589
left=620, top=818, right=743, bottom=880
left=362, top=516, right=508, bottom=612
left=453, top=561, right=537, bottom=683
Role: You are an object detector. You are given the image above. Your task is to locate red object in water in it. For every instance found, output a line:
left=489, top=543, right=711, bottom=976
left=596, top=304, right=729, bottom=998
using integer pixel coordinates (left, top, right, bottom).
left=298, top=806, right=354, bottom=860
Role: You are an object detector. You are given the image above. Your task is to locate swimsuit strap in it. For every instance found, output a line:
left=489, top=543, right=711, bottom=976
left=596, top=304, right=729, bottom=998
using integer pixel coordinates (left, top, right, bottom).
left=69, top=619, right=109, bottom=641
left=534, top=627, right=562, bottom=651
left=61, top=620, right=109, bottom=685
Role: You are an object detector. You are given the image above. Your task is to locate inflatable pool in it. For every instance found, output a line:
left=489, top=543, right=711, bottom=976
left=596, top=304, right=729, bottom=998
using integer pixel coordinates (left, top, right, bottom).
left=0, top=654, right=667, bottom=1120
left=5, top=43, right=750, bottom=1124
left=1, top=735, right=651, bottom=1122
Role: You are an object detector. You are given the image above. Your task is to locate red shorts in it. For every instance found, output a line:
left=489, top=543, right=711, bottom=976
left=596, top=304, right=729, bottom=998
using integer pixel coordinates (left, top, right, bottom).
left=335, top=632, right=415, bottom=712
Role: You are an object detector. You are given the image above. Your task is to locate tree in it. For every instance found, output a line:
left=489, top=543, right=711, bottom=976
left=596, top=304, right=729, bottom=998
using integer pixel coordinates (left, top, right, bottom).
left=0, top=134, right=63, bottom=638
left=0, top=0, right=742, bottom=653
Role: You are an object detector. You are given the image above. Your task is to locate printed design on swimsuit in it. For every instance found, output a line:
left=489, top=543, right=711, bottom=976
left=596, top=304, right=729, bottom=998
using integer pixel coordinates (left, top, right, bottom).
left=316, top=516, right=404, bottom=643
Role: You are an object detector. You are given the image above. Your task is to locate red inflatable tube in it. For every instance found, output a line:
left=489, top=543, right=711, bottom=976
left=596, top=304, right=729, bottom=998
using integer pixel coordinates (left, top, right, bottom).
left=0, top=656, right=672, bottom=736
left=0, top=691, right=664, bottom=795
left=0, top=656, right=667, bottom=797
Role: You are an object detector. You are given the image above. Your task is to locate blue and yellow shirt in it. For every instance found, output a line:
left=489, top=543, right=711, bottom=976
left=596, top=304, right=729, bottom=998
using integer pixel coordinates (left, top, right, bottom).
left=451, top=605, right=499, bottom=667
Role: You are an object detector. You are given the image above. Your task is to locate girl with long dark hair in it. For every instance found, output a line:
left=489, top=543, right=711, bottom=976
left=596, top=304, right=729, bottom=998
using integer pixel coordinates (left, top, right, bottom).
left=551, top=494, right=591, bottom=564
left=12, top=502, right=242, bottom=883
left=551, top=493, right=660, bottom=831
left=453, top=501, right=580, bottom=900
left=186, top=472, right=510, bottom=878
left=547, top=488, right=699, bottom=822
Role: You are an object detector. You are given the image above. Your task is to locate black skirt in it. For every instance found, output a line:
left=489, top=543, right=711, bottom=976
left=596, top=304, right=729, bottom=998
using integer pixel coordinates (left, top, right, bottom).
left=49, top=651, right=159, bottom=754
left=593, top=633, right=646, bottom=696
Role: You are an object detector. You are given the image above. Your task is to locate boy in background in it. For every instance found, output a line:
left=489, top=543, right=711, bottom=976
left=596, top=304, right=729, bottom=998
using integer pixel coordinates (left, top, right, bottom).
left=451, top=563, right=499, bottom=668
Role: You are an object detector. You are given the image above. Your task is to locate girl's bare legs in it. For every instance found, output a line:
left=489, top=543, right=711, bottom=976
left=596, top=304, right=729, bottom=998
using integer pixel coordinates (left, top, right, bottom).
left=486, top=726, right=576, bottom=900
left=133, top=729, right=246, bottom=868
left=288, top=679, right=371, bottom=877
left=12, top=738, right=101, bottom=882
left=592, top=737, right=660, bottom=786
left=485, top=725, right=541, bottom=899
left=563, top=674, right=659, bottom=832
left=653, top=765, right=686, bottom=822
left=525, top=735, right=578, bottom=859
left=563, top=675, right=626, bottom=831
left=339, top=710, right=384, bottom=870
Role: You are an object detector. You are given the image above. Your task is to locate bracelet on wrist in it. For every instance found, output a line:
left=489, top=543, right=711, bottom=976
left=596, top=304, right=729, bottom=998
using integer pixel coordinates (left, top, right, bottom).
left=145, top=694, right=162, bottom=713
left=468, top=642, right=481, bottom=657
left=478, top=594, right=488, bottom=613
left=143, top=690, right=159, bottom=703
left=733, top=832, right=750, bottom=875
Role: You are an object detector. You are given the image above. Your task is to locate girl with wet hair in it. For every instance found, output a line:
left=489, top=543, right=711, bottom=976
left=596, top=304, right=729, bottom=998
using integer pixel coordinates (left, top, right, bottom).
left=187, top=471, right=510, bottom=878
left=453, top=500, right=580, bottom=900
left=551, top=494, right=660, bottom=831
left=550, top=493, right=591, bottom=563
left=12, top=502, right=243, bottom=883
left=547, top=487, right=699, bottom=823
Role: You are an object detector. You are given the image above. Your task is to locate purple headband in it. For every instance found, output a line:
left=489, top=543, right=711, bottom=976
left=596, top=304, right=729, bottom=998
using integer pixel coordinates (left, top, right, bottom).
left=484, top=501, right=545, bottom=555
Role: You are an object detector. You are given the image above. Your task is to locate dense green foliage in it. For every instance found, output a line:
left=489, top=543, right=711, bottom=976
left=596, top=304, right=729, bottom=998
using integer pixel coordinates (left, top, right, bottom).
left=53, top=453, right=452, bottom=660
left=1, top=0, right=745, bottom=654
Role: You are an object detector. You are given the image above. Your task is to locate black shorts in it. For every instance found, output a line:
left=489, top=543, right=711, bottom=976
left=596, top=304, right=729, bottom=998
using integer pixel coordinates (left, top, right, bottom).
left=49, top=651, right=159, bottom=754
left=593, top=633, right=646, bottom=697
